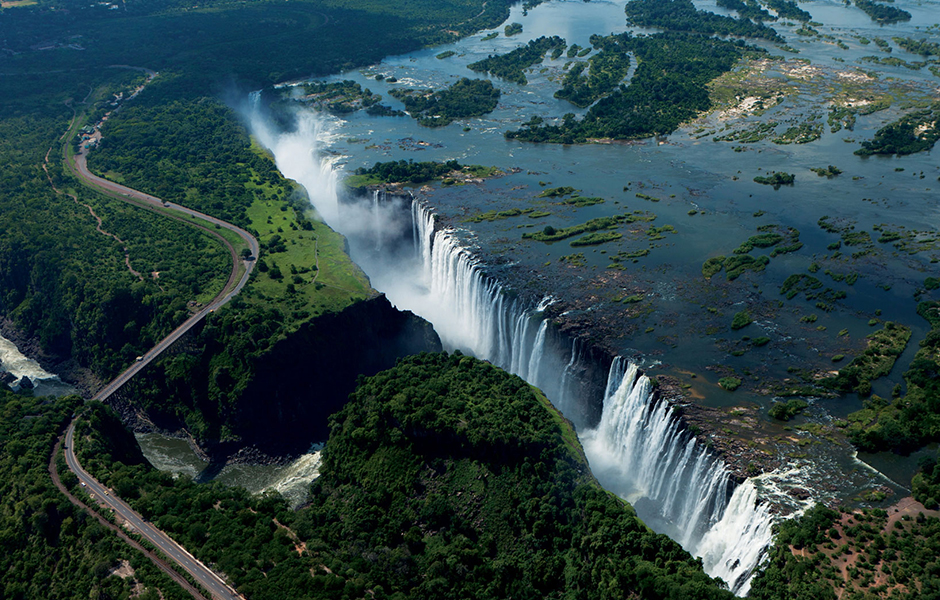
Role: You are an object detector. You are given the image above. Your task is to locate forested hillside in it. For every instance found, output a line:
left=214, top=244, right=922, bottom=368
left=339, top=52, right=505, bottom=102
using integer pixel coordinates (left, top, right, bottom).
left=0, top=70, right=230, bottom=380
left=75, top=354, right=735, bottom=599
left=0, top=390, right=189, bottom=599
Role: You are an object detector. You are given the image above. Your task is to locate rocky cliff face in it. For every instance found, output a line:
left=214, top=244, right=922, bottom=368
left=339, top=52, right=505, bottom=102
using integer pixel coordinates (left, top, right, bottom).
left=228, top=294, right=442, bottom=454
left=113, top=294, right=441, bottom=462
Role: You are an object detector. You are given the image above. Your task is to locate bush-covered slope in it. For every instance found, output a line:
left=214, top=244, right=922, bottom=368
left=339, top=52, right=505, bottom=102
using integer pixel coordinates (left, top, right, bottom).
left=749, top=503, right=940, bottom=600
left=293, top=352, right=735, bottom=599
left=0, top=390, right=189, bottom=599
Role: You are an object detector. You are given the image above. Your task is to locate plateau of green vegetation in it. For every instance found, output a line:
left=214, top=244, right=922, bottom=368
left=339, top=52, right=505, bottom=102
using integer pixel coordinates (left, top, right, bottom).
left=90, top=82, right=373, bottom=329
left=1, top=0, right=521, bottom=384
left=0, top=391, right=189, bottom=600
left=750, top=504, right=940, bottom=600
left=753, top=171, right=795, bottom=188
left=74, top=355, right=736, bottom=600
left=853, top=0, right=911, bottom=24
left=0, top=73, right=232, bottom=379
left=346, top=159, right=500, bottom=190
left=292, top=80, right=382, bottom=113
left=855, top=103, right=940, bottom=156
left=822, top=321, right=911, bottom=396
left=507, top=32, right=759, bottom=143
left=555, top=34, right=632, bottom=108
left=842, top=302, right=940, bottom=452
left=624, top=0, right=783, bottom=43
left=719, top=377, right=742, bottom=391
left=390, top=78, right=501, bottom=127
left=468, top=36, right=566, bottom=85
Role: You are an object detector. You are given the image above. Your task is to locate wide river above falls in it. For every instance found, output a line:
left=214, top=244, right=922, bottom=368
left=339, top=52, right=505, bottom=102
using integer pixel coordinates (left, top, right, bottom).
left=144, top=0, right=939, bottom=593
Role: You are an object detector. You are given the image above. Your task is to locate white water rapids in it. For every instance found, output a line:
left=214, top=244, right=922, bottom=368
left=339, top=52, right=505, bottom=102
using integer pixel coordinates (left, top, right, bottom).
left=249, top=106, right=777, bottom=594
left=0, top=332, right=73, bottom=395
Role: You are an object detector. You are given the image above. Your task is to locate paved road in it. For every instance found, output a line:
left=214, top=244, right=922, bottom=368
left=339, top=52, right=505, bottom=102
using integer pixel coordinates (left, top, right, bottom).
left=64, top=423, right=242, bottom=600
left=68, top=149, right=259, bottom=403
left=56, top=124, right=260, bottom=599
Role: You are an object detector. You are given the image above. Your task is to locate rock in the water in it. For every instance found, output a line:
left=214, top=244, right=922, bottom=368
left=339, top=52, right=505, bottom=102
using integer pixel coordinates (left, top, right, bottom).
left=0, top=371, right=15, bottom=386
left=18, top=376, right=34, bottom=390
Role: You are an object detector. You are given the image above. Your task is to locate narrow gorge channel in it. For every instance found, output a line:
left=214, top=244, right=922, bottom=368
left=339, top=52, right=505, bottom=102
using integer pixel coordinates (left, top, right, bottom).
left=250, top=108, right=778, bottom=595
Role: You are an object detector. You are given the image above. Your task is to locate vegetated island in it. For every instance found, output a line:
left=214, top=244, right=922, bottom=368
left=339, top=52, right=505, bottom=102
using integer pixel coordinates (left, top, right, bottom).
left=852, top=0, right=911, bottom=24
left=71, top=354, right=736, bottom=599
left=507, top=31, right=765, bottom=143
left=390, top=77, right=501, bottom=127
left=855, top=102, right=940, bottom=156
left=623, top=0, right=784, bottom=43
left=344, top=159, right=502, bottom=191
left=753, top=171, right=795, bottom=188
left=468, top=35, right=567, bottom=85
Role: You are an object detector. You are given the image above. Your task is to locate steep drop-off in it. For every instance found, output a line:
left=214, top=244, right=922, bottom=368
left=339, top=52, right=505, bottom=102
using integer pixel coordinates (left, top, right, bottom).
left=76, top=353, right=735, bottom=600
left=115, top=294, right=441, bottom=460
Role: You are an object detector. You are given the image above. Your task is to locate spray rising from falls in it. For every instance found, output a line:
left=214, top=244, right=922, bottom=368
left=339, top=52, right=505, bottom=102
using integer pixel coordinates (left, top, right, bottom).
left=248, top=107, right=775, bottom=595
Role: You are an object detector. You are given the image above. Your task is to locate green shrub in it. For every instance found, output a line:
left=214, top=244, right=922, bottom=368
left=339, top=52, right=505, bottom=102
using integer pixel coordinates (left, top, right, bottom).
left=731, top=310, right=753, bottom=330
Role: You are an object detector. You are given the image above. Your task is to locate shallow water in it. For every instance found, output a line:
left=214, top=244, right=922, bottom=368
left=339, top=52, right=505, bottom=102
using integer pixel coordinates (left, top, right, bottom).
left=136, top=433, right=322, bottom=509
left=288, top=0, right=938, bottom=420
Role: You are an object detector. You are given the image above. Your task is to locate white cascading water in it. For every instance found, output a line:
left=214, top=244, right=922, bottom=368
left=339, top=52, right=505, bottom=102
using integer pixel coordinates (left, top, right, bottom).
left=0, top=332, right=64, bottom=392
left=247, top=107, right=775, bottom=595
left=582, top=358, right=775, bottom=595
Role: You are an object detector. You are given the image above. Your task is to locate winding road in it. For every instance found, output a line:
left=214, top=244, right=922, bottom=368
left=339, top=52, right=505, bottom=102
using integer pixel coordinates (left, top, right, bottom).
left=62, top=423, right=241, bottom=600
left=49, top=91, right=260, bottom=599
left=69, top=149, right=260, bottom=403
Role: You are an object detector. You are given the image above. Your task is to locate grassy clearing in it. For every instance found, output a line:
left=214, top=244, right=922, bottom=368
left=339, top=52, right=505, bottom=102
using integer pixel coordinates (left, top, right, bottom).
left=242, top=163, right=372, bottom=327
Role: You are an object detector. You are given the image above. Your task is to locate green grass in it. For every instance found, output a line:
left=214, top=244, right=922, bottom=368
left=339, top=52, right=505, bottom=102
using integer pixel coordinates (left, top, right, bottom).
left=242, top=169, right=372, bottom=326
left=570, top=231, right=622, bottom=247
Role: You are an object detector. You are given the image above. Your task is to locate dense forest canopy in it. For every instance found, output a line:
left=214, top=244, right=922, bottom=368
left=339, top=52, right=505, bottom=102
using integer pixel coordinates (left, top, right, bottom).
left=73, top=355, right=735, bottom=600
left=0, top=391, right=190, bottom=599
left=508, top=32, right=760, bottom=142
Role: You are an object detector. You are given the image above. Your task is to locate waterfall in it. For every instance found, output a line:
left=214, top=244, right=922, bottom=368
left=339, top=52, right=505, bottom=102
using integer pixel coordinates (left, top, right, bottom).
left=581, top=358, right=775, bottom=595
left=247, top=107, right=775, bottom=596
left=371, top=190, right=383, bottom=250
